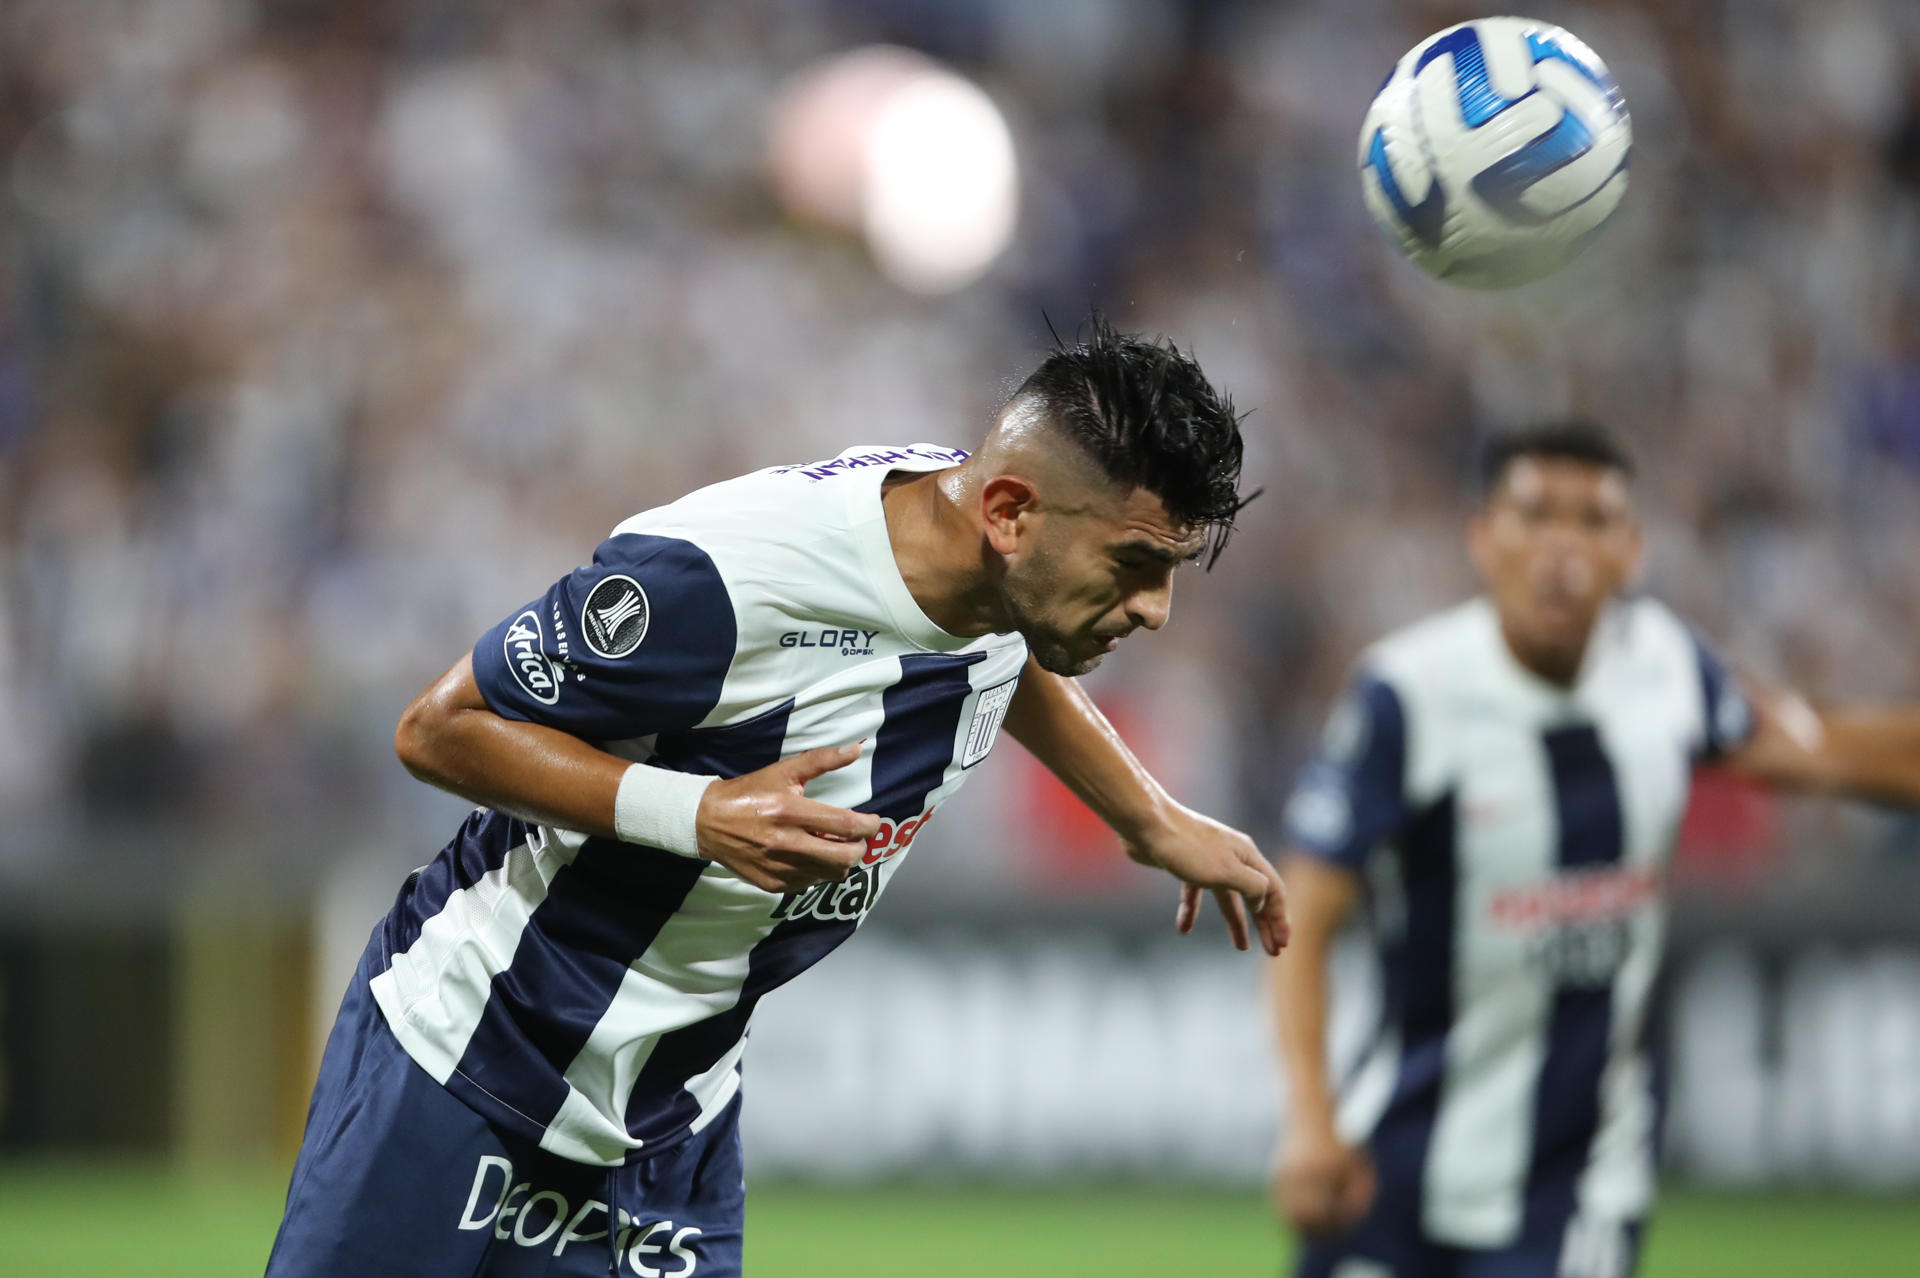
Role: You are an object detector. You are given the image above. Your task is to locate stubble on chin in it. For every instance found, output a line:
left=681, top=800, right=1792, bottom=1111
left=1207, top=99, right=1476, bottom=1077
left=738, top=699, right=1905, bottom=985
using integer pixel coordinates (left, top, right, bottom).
left=1026, top=636, right=1104, bottom=678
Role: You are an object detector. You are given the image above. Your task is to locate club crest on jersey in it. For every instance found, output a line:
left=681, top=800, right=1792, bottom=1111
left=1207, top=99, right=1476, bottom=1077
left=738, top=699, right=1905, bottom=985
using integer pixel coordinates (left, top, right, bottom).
left=503, top=610, right=561, bottom=705
left=582, top=575, right=650, bottom=659
left=962, top=677, right=1018, bottom=768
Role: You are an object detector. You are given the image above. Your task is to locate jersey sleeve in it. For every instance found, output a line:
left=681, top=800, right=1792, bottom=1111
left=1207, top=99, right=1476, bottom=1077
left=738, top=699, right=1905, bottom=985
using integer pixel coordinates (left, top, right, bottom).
left=1690, top=630, right=1755, bottom=762
left=1282, top=671, right=1409, bottom=872
left=471, top=532, right=738, bottom=741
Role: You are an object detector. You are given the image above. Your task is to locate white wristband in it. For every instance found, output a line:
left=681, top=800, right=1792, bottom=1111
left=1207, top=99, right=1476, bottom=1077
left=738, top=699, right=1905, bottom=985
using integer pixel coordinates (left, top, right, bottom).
left=612, top=764, right=717, bottom=858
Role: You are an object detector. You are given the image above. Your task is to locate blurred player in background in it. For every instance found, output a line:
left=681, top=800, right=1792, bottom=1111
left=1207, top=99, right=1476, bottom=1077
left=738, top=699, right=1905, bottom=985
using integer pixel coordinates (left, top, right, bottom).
left=1266, top=423, right=1920, bottom=1278
left=266, top=318, right=1287, bottom=1278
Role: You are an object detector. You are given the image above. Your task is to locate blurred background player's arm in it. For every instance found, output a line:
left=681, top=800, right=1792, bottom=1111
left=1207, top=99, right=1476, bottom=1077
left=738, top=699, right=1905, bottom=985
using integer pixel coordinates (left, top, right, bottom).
left=1721, top=678, right=1920, bottom=807
left=1269, top=852, right=1376, bottom=1238
left=1004, top=654, right=1289, bottom=954
left=1262, top=669, right=1407, bottom=1236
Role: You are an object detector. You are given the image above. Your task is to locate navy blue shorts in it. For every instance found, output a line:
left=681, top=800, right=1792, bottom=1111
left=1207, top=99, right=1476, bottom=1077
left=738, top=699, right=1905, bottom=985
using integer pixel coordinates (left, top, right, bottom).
left=266, top=936, right=745, bottom=1278
left=1294, top=1186, right=1644, bottom=1278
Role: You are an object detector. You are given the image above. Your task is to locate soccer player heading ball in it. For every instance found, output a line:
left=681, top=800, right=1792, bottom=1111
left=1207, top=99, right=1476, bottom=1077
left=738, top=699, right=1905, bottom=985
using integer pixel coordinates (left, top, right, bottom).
left=1271, top=424, right=1920, bottom=1278
left=267, top=316, right=1287, bottom=1277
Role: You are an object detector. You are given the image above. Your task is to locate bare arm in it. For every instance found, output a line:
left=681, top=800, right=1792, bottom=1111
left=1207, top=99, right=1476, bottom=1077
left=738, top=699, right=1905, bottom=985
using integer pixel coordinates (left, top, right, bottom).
left=1001, top=654, right=1175, bottom=838
left=1269, top=851, right=1374, bottom=1236
left=1270, top=854, right=1362, bottom=1147
left=395, top=654, right=881, bottom=891
left=1720, top=678, right=1920, bottom=807
left=1004, top=654, right=1289, bottom=955
left=396, top=653, right=630, bottom=837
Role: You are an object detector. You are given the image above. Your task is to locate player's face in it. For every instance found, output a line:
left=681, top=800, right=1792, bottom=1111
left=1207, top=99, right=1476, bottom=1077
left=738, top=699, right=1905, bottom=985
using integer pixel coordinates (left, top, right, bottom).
left=1469, top=457, right=1641, bottom=677
left=1001, top=487, right=1206, bottom=676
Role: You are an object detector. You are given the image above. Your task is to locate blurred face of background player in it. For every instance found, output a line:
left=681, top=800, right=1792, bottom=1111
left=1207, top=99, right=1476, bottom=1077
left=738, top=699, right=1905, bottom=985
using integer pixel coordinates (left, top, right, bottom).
left=1467, top=454, right=1643, bottom=685
left=993, top=475, right=1207, bottom=677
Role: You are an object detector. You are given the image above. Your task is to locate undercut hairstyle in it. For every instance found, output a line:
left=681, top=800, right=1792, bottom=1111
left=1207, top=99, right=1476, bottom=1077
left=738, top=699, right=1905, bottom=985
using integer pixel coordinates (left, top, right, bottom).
left=1480, top=421, right=1635, bottom=498
left=1010, top=314, right=1251, bottom=567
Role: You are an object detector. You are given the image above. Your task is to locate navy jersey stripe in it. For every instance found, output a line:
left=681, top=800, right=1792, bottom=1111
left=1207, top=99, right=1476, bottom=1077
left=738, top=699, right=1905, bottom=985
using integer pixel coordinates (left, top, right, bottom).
left=864, top=652, right=986, bottom=820
left=1370, top=791, right=1458, bottom=1196
left=1522, top=725, right=1625, bottom=1241
left=377, top=809, right=530, bottom=974
left=445, top=839, right=708, bottom=1133
left=652, top=698, right=795, bottom=779
left=1285, top=674, right=1407, bottom=871
left=1544, top=725, right=1625, bottom=871
left=623, top=915, right=857, bottom=1152
left=1688, top=630, right=1753, bottom=762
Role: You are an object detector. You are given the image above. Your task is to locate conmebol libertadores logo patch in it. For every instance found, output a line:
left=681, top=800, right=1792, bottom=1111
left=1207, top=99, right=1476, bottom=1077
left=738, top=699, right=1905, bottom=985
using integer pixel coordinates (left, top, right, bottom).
left=582, top=575, right=650, bottom=659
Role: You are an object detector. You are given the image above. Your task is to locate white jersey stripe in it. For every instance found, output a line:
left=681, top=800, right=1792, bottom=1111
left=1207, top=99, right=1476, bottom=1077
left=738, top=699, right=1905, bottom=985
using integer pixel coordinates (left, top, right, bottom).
left=371, top=824, right=585, bottom=1086
left=1423, top=728, right=1558, bottom=1244
left=685, top=1038, right=749, bottom=1135
left=1336, top=1026, right=1403, bottom=1146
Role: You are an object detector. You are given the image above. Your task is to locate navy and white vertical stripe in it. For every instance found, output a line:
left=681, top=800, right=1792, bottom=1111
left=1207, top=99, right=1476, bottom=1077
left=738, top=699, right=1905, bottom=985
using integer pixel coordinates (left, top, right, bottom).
left=1285, top=596, right=1752, bottom=1251
left=371, top=446, right=1027, bottom=1167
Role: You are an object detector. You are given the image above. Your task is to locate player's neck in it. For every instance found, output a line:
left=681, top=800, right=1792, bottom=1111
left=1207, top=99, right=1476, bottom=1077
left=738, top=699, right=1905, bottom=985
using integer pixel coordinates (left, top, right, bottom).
left=1498, top=616, right=1588, bottom=688
left=881, top=468, right=1004, bottom=638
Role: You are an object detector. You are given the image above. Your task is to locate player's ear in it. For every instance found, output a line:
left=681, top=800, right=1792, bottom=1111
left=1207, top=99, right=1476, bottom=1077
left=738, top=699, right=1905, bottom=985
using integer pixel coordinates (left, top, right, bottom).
left=1465, top=511, right=1495, bottom=584
left=979, top=473, right=1040, bottom=556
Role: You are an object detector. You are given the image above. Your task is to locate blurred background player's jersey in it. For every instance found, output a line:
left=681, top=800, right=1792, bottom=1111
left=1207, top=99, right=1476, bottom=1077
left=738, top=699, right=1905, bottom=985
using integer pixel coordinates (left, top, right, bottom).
left=1284, top=597, right=1753, bottom=1247
left=368, top=444, right=1028, bottom=1167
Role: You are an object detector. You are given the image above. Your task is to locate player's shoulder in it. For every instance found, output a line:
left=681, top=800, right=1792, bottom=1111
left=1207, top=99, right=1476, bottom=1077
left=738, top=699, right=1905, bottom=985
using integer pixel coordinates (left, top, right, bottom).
left=1612, top=592, right=1691, bottom=642
left=1604, top=594, right=1708, bottom=675
left=579, top=444, right=974, bottom=642
left=609, top=443, right=967, bottom=549
left=1360, top=598, right=1502, bottom=695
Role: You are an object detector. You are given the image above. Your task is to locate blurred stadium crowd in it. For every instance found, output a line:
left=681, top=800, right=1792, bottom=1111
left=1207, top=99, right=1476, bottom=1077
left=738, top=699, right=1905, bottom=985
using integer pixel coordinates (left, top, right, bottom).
left=4, top=0, right=1920, bottom=907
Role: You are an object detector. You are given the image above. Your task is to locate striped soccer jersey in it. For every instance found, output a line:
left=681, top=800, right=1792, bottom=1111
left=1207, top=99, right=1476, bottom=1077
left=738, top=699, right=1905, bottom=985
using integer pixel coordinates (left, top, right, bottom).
left=1284, top=596, right=1752, bottom=1249
left=370, top=444, right=1028, bottom=1167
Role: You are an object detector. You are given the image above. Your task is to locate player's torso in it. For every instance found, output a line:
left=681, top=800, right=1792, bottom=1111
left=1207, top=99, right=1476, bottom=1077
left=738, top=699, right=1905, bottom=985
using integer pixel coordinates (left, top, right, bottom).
left=376, top=445, right=1028, bottom=1165
left=1356, top=597, right=1710, bottom=1241
left=1378, top=597, right=1702, bottom=1003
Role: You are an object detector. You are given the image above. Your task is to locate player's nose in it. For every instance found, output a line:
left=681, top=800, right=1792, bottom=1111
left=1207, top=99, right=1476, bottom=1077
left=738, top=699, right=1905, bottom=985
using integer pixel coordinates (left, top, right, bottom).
left=1126, top=583, right=1172, bottom=632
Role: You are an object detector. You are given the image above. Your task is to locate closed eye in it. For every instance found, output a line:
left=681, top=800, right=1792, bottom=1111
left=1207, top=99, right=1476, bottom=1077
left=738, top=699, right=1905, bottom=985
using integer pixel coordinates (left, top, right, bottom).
left=1112, top=543, right=1204, bottom=571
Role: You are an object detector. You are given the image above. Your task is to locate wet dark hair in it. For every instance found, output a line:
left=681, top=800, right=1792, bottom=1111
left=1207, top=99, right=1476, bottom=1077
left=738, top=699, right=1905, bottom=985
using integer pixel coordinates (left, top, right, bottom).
left=1011, top=314, right=1252, bottom=567
left=1480, top=421, right=1635, bottom=497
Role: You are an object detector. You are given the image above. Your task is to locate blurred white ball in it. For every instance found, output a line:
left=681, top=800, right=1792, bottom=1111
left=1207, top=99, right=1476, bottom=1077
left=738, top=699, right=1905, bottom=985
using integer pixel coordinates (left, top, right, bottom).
left=768, top=47, right=1017, bottom=295
left=1358, top=16, right=1631, bottom=288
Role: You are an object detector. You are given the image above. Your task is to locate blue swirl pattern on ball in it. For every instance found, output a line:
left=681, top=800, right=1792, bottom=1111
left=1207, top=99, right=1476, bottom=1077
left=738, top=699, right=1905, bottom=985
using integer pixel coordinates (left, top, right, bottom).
left=1415, top=27, right=1512, bottom=127
left=1471, top=108, right=1599, bottom=225
left=1363, top=127, right=1446, bottom=247
left=1416, top=27, right=1624, bottom=132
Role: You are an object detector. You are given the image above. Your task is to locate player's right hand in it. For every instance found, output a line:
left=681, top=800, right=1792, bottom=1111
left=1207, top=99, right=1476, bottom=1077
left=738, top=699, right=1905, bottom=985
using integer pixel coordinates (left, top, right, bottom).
left=695, top=744, right=883, bottom=892
left=1273, top=1124, right=1377, bottom=1240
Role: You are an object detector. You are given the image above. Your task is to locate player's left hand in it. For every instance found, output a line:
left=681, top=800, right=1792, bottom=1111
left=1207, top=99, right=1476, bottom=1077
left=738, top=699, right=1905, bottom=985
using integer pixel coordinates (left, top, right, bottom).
left=1123, top=805, right=1290, bottom=955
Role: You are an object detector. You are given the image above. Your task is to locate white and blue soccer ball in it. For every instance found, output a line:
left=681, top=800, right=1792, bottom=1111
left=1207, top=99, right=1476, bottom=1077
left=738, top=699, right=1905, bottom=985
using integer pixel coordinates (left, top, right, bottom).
left=1358, top=16, right=1631, bottom=288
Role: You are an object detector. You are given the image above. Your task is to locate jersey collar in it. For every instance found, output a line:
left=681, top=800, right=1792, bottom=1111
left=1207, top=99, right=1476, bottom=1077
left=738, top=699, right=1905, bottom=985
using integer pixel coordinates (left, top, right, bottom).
left=847, top=450, right=983, bottom=653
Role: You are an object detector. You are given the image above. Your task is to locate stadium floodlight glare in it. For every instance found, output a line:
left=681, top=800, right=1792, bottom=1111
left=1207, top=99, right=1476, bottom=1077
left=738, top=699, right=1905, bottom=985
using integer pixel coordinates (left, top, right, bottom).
left=768, top=46, right=1019, bottom=295
left=861, top=70, right=1017, bottom=294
